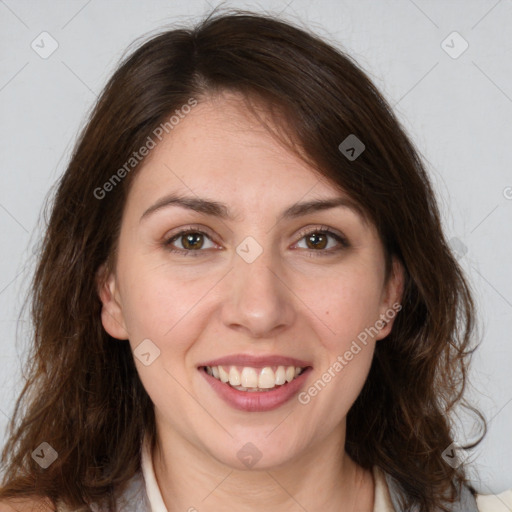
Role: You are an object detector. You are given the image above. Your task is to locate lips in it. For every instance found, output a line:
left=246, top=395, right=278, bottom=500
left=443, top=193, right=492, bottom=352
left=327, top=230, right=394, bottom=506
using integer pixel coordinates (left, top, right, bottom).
left=197, top=354, right=313, bottom=412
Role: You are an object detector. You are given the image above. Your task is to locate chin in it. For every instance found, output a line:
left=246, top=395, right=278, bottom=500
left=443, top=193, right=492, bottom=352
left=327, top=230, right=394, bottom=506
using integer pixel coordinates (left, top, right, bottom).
left=203, top=433, right=303, bottom=472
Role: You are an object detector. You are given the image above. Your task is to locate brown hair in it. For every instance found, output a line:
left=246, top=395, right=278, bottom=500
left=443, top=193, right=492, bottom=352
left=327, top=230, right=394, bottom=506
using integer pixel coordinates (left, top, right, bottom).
left=0, top=8, right=486, bottom=512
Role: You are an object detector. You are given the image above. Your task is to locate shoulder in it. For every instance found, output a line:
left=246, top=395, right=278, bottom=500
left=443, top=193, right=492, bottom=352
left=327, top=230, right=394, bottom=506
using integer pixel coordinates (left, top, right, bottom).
left=476, top=489, right=512, bottom=512
left=0, top=496, right=93, bottom=512
left=374, top=464, right=512, bottom=512
left=0, top=497, right=55, bottom=512
left=0, top=471, right=146, bottom=512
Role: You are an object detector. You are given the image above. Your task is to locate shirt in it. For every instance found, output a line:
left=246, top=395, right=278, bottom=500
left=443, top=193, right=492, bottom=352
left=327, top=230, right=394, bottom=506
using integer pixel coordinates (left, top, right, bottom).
left=60, top=435, right=508, bottom=512
left=135, top=434, right=512, bottom=512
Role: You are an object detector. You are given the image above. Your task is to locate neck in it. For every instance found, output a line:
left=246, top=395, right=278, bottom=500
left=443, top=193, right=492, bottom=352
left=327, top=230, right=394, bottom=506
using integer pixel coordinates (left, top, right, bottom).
left=151, top=423, right=374, bottom=512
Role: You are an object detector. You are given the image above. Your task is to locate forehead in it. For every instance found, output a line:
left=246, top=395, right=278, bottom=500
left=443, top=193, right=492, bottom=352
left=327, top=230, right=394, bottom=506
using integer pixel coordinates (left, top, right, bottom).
left=130, top=94, right=339, bottom=202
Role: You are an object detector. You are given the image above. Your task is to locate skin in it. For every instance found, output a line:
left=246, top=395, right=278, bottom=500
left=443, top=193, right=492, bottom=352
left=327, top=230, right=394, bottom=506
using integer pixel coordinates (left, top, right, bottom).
left=98, top=92, right=404, bottom=512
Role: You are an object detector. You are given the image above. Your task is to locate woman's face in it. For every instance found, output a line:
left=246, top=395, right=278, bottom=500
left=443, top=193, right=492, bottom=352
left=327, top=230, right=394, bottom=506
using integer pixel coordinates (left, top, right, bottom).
left=99, top=93, right=403, bottom=470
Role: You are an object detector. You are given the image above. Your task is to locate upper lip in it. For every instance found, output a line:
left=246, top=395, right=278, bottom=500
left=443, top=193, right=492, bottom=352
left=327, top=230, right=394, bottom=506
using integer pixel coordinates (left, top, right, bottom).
left=199, top=354, right=313, bottom=369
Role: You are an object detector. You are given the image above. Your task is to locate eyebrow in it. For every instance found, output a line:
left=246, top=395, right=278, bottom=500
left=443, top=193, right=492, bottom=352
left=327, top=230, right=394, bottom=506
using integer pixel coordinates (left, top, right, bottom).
left=140, top=193, right=367, bottom=224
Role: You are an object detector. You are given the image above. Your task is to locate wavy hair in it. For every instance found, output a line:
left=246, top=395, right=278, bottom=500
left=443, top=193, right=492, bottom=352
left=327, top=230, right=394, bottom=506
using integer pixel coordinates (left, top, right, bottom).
left=0, top=8, right=486, bottom=512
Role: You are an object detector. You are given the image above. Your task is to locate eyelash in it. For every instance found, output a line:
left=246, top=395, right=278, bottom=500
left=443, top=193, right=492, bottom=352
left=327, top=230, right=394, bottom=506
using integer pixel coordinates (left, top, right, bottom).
left=162, top=225, right=350, bottom=257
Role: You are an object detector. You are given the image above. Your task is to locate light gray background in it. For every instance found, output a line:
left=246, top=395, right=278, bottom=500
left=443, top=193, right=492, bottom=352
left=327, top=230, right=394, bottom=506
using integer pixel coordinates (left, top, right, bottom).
left=1, top=0, right=511, bottom=496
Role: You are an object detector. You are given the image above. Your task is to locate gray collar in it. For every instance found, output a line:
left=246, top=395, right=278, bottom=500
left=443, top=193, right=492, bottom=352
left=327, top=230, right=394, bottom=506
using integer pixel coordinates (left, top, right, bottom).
left=384, top=471, right=479, bottom=511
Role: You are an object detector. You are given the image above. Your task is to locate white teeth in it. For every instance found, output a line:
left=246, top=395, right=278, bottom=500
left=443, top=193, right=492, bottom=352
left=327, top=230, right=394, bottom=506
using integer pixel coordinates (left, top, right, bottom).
left=258, top=367, right=275, bottom=389
left=229, top=366, right=241, bottom=386
left=218, top=366, right=229, bottom=383
left=205, top=364, right=306, bottom=390
left=275, top=366, right=286, bottom=385
left=241, top=367, right=258, bottom=387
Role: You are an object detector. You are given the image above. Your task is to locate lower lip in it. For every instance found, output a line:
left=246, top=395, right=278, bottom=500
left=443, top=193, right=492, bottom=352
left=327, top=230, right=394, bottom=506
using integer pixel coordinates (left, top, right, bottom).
left=199, top=367, right=312, bottom=412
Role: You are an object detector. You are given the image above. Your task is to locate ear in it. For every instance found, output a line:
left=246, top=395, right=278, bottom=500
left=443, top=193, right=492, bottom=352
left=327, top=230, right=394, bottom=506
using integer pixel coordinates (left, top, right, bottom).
left=375, top=257, right=404, bottom=341
left=96, top=263, right=129, bottom=340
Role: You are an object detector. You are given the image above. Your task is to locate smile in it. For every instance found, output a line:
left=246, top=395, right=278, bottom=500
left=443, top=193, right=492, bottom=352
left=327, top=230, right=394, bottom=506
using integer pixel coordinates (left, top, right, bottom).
left=203, top=365, right=306, bottom=391
left=199, top=364, right=312, bottom=412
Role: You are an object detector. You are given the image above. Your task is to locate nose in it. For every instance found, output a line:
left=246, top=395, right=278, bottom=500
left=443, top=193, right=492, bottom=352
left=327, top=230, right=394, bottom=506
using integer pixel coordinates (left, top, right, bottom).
left=219, top=242, right=296, bottom=339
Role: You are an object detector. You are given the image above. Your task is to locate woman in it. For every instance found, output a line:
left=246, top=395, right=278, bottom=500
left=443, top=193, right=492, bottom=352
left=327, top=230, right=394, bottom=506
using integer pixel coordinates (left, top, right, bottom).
left=1, top=9, right=510, bottom=512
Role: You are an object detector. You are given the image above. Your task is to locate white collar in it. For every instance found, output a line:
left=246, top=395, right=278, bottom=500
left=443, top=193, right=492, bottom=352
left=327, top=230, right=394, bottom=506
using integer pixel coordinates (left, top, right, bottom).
left=140, top=434, right=170, bottom=512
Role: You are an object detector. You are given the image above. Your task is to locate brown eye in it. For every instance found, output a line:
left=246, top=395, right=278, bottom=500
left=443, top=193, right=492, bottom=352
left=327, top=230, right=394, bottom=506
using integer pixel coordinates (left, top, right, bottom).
left=181, top=232, right=205, bottom=250
left=294, top=227, right=349, bottom=256
left=164, top=229, right=216, bottom=255
left=305, top=232, right=328, bottom=250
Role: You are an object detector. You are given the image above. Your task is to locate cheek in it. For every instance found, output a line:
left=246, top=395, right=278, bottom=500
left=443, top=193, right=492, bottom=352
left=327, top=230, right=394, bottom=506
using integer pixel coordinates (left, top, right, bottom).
left=302, top=284, right=378, bottom=419
left=299, top=264, right=385, bottom=343
left=118, top=264, right=210, bottom=413
left=118, top=260, right=216, bottom=353
left=319, top=268, right=383, bottom=406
